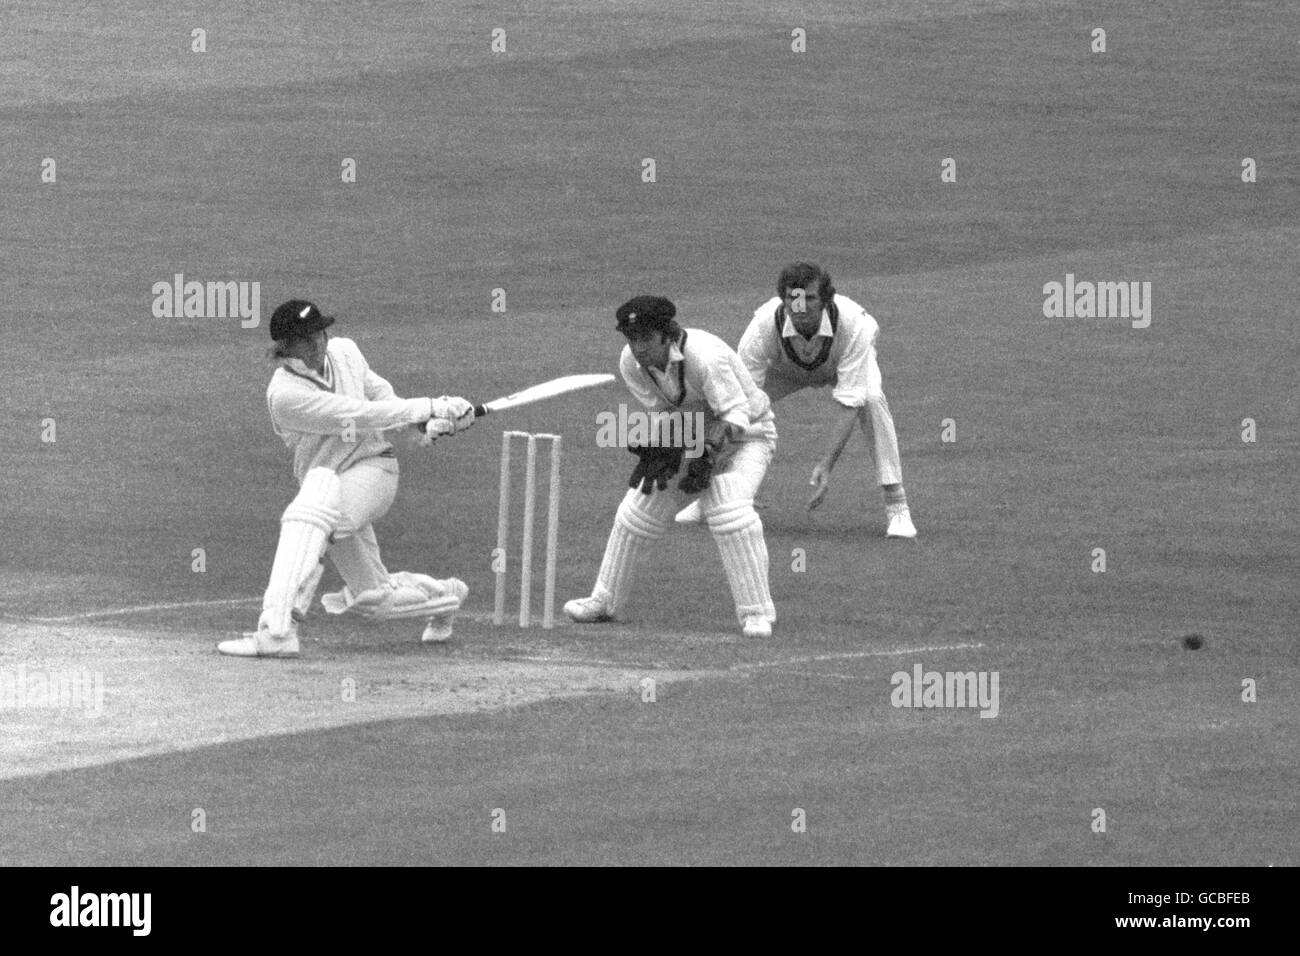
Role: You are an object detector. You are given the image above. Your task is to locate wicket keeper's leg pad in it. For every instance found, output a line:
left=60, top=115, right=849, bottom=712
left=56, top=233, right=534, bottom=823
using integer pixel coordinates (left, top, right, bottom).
left=704, top=475, right=776, bottom=624
left=595, top=487, right=675, bottom=613
left=322, top=572, right=467, bottom=620
left=262, top=467, right=344, bottom=638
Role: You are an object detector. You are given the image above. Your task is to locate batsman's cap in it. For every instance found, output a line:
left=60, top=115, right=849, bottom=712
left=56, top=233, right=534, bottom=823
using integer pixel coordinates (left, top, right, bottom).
left=270, top=299, right=335, bottom=341
left=615, top=295, right=676, bottom=337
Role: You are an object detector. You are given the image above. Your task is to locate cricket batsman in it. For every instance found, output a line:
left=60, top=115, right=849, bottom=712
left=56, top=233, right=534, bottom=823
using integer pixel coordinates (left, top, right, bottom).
left=564, top=295, right=778, bottom=638
left=678, top=262, right=917, bottom=537
left=217, top=299, right=474, bottom=659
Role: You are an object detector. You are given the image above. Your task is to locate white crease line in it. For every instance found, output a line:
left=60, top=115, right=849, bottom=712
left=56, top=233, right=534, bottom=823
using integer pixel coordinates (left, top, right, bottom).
left=779, top=670, right=876, bottom=682
left=9, top=597, right=262, bottom=623
left=733, top=642, right=985, bottom=671
left=507, top=656, right=669, bottom=669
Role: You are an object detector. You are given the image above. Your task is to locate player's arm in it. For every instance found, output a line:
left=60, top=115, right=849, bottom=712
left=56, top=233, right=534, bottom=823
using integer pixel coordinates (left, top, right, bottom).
left=270, top=384, right=436, bottom=435
left=808, top=403, right=861, bottom=510
left=736, top=315, right=772, bottom=391
left=363, top=366, right=398, bottom=402
left=809, top=318, right=874, bottom=510
left=617, top=347, right=686, bottom=492
left=699, top=350, right=753, bottom=440
left=676, top=349, right=752, bottom=493
left=619, top=346, right=669, bottom=411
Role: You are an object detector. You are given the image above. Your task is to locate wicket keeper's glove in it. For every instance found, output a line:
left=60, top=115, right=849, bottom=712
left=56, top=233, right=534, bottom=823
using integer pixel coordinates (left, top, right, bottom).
left=628, top=444, right=684, bottom=494
left=677, top=446, right=716, bottom=494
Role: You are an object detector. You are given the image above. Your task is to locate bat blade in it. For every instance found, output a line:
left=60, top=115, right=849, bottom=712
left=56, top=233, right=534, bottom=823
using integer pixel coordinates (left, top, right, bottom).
left=473, top=373, right=616, bottom=417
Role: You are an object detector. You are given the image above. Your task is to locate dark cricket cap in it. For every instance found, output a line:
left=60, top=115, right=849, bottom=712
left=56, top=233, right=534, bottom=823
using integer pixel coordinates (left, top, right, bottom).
left=615, top=295, right=676, bottom=336
left=270, top=299, right=335, bottom=341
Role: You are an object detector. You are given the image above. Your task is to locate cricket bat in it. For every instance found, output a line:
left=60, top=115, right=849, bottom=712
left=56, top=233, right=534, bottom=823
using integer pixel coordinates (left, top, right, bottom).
left=473, top=373, right=616, bottom=417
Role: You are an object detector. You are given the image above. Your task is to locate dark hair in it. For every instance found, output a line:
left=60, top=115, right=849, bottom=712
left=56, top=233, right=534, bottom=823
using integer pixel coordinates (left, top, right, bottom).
left=267, top=330, right=326, bottom=361
left=777, top=262, right=835, bottom=302
left=623, top=319, right=684, bottom=342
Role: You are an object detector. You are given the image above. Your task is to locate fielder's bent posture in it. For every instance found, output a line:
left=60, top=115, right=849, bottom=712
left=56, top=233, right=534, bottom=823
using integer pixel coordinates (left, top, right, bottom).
left=564, top=296, right=779, bottom=638
left=218, top=299, right=475, bottom=659
left=678, top=262, right=916, bottom=537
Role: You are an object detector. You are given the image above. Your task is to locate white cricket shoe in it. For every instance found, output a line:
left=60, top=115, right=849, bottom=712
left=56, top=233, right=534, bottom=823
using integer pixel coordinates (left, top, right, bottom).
left=886, top=509, right=918, bottom=539
left=422, top=578, right=469, bottom=643
left=218, top=624, right=300, bottom=659
left=741, top=615, right=773, bottom=639
left=563, top=595, right=615, bottom=623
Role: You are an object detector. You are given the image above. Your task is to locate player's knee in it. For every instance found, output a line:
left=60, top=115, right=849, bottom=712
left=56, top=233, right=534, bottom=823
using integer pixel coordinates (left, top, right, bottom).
left=283, top=467, right=343, bottom=532
left=707, top=504, right=759, bottom=535
left=616, top=491, right=671, bottom=539
left=703, top=480, right=759, bottom=533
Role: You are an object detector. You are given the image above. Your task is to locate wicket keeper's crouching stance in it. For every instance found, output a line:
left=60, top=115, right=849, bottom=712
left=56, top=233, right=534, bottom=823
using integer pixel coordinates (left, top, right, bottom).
left=218, top=299, right=474, bottom=659
left=564, top=296, right=779, bottom=639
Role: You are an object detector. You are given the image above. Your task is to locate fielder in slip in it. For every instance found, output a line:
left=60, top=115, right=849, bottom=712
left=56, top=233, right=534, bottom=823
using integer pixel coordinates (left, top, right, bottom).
left=678, top=262, right=917, bottom=538
left=218, top=299, right=475, bottom=659
left=564, top=296, right=779, bottom=639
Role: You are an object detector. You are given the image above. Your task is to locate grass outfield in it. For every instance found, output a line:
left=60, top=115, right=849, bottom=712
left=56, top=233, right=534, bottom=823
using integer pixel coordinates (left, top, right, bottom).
left=1, top=0, right=1296, bottom=865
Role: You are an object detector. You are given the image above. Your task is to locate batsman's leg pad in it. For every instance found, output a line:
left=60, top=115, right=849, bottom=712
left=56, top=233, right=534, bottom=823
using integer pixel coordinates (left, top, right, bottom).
left=294, top=559, right=326, bottom=620
left=323, top=572, right=466, bottom=621
left=706, top=497, right=776, bottom=625
left=594, top=487, right=673, bottom=613
left=262, top=468, right=342, bottom=638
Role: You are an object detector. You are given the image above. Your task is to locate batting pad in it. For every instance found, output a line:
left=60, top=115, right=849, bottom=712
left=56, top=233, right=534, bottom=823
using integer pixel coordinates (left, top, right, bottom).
left=262, top=468, right=343, bottom=638
left=294, top=559, right=326, bottom=619
left=701, top=473, right=755, bottom=529
left=322, top=573, right=467, bottom=621
left=712, top=517, right=776, bottom=624
left=595, top=489, right=672, bottom=613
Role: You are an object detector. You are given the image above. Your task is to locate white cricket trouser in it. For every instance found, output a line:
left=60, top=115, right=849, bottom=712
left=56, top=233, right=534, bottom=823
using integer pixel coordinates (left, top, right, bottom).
left=765, top=351, right=903, bottom=487
left=327, top=458, right=399, bottom=595
left=592, top=437, right=776, bottom=625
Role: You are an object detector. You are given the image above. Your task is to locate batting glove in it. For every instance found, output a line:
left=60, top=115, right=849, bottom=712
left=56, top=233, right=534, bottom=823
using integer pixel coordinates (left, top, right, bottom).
left=430, top=396, right=475, bottom=433
left=414, top=417, right=457, bottom=447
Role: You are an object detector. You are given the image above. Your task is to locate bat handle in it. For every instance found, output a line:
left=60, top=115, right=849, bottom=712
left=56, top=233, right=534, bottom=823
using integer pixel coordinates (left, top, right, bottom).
left=473, top=404, right=489, bottom=418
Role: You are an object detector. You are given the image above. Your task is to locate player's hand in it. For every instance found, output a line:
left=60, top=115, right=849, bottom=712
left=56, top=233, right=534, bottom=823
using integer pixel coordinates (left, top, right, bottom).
left=677, top=446, right=716, bottom=495
left=430, top=396, right=475, bottom=433
left=628, top=444, right=684, bottom=494
left=807, top=463, right=831, bottom=511
left=416, top=417, right=456, bottom=447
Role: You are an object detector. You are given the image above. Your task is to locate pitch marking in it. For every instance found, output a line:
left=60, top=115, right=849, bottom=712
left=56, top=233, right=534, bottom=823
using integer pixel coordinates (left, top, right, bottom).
left=13, top=597, right=261, bottom=623
left=733, top=642, right=985, bottom=672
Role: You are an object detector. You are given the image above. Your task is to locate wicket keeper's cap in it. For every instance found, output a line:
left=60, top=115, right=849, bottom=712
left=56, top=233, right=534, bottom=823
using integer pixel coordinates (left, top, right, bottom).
left=270, top=299, right=335, bottom=341
left=615, top=295, right=676, bottom=337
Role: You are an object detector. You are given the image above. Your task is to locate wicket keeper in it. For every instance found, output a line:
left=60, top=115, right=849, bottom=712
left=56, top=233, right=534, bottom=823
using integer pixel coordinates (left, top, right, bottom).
left=218, top=299, right=474, bottom=658
left=564, top=296, right=779, bottom=638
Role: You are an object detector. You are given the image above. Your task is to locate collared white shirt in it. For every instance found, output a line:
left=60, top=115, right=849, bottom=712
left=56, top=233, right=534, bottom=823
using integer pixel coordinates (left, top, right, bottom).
left=619, top=328, right=775, bottom=441
left=779, top=310, right=836, bottom=365
left=643, top=340, right=688, bottom=405
left=738, top=294, right=881, bottom=408
left=266, top=336, right=434, bottom=483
